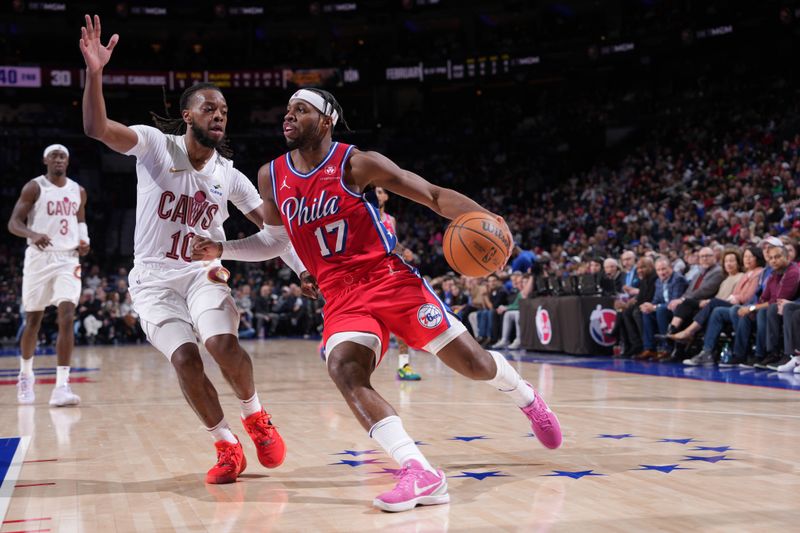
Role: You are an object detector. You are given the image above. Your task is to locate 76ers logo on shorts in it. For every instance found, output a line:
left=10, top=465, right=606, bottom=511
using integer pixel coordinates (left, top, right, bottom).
left=535, top=306, right=552, bottom=345
left=417, top=304, right=443, bottom=329
left=589, top=305, right=617, bottom=346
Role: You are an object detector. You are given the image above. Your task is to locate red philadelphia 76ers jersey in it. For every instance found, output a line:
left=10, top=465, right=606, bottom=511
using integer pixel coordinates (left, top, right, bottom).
left=270, top=142, right=397, bottom=297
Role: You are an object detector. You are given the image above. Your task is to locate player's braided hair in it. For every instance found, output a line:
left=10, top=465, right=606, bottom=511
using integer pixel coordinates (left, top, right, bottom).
left=149, top=83, right=234, bottom=158
left=305, top=88, right=351, bottom=131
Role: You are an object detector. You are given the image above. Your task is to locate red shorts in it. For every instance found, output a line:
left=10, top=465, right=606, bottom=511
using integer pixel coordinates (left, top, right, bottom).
left=322, top=255, right=453, bottom=364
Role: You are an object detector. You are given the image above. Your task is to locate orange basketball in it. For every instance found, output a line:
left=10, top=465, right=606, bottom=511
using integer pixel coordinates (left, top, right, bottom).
left=443, top=212, right=512, bottom=277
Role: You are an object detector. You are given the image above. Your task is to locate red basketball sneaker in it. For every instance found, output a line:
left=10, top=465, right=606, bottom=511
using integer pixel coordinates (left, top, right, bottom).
left=206, top=438, right=247, bottom=484
left=242, top=409, right=286, bottom=468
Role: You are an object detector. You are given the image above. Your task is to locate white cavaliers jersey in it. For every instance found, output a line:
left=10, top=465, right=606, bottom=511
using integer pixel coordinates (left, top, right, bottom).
left=124, top=125, right=262, bottom=269
left=26, top=176, right=81, bottom=251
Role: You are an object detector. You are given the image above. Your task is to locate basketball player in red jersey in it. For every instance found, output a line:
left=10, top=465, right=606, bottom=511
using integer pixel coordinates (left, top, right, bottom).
left=374, top=186, right=421, bottom=381
left=193, top=88, right=562, bottom=512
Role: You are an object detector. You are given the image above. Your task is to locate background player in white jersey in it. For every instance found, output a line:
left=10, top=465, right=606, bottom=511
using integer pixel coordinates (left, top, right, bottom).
left=79, top=14, right=308, bottom=484
left=373, top=186, right=421, bottom=381
left=7, top=144, right=90, bottom=407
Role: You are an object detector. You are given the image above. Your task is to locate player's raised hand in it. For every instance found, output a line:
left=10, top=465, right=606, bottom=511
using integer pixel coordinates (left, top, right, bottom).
left=79, top=14, right=119, bottom=73
left=191, top=236, right=222, bottom=261
left=31, top=233, right=52, bottom=250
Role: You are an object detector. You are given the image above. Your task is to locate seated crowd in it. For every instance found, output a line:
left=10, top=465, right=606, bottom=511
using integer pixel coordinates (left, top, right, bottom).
left=586, top=237, right=800, bottom=373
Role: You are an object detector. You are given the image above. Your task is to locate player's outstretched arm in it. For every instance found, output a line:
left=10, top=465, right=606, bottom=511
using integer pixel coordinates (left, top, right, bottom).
left=7, top=181, right=51, bottom=250
left=349, top=149, right=512, bottom=250
left=80, top=14, right=137, bottom=153
left=350, top=150, right=507, bottom=223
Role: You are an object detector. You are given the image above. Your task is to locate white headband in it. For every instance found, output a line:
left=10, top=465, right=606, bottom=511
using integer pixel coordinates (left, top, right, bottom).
left=43, top=144, right=69, bottom=158
left=290, top=89, right=339, bottom=126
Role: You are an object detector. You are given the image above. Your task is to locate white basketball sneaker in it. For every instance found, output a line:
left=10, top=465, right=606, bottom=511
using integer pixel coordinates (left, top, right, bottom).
left=777, top=356, right=800, bottom=373
left=17, top=373, right=35, bottom=404
left=49, top=384, right=81, bottom=407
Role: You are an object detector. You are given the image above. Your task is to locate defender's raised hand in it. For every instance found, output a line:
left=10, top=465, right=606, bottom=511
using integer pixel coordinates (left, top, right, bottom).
left=79, top=14, right=119, bottom=73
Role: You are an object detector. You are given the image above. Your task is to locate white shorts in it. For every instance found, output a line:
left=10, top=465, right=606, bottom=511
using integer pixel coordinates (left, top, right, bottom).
left=129, top=262, right=240, bottom=359
left=22, top=248, right=81, bottom=312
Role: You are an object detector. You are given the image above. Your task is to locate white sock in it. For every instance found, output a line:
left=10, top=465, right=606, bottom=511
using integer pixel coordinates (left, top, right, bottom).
left=369, top=415, right=434, bottom=473
left=397, top=353, right=410, bottom=369
left=240, top=392, right=263, bottom=418
left=207, top=418, right=237, bottom=444
left=20, top=357, right=34, bottom=376
left=56, top=366, right=70, bottom=387
left=485, top=350, right=535, bottom=408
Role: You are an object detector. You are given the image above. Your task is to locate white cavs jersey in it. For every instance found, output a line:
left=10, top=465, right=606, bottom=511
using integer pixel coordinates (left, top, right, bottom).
left=21, top=176, right=83, bottom=311
left=123, top=125, right=262, bottom=269
left=26, top=176, right=81, bottom=251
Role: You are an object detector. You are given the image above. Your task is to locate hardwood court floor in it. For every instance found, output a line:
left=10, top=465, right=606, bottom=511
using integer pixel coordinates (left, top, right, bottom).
left=1, top=339, right=799, bottom=532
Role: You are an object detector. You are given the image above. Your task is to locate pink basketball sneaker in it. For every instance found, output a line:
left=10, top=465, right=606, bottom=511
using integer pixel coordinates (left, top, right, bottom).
left=373, top=459, right=449, bottom=512
left=521, top=383, right=562, bottom=449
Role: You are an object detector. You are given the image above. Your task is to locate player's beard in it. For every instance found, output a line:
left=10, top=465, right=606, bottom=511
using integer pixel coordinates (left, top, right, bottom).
left=191, top=122, right=223, bottom=150
left=286, top=122, right=322, bottom=151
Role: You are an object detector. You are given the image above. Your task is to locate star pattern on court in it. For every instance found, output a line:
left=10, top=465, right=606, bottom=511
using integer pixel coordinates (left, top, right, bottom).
left=332, top=449, right=380, bottom=456
left=691, top=445, right=737, bottom=453
left=657, top=438, right=699, bottom=444
left=683, top=455, right=735, bottom=463
left=330, top=458, right=384, bottom=467
left=449, top=436, right=489, bottom=442
left=452, top=471, right=509, bottom=480
left=597, top=434, right=636, bottom=440
left=633, top=464, right=693, bottom=474
left=542, top=470, right=605, bottom=479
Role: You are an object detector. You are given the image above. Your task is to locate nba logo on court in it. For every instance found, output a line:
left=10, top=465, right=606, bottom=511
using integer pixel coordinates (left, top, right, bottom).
left=589, top=305, right=617, bottom=346
left=535, top=306, right=552, bottom=345
left=417, top=304, right=443, bottom=329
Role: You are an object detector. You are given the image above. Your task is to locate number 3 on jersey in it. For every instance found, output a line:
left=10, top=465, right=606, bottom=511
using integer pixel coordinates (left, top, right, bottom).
left=314, top=219, right=348, bottom=257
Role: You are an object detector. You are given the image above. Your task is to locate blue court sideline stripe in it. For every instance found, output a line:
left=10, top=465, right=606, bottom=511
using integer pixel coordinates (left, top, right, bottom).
left=0, top=439, right=19, bottom=485
left=0, top=436, right=30, bottom=524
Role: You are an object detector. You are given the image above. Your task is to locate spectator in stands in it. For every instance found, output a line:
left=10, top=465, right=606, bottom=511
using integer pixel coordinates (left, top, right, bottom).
left=510, top=246, right=537, bottom=274
left=671, top=246, right=763, bottom=347
left=620, top=250, right=640, bottom=298
left=682, top=248, right=702, bottom=284
left=731, top=239, right=800, bottom=368
left=253, top=282, right=278, bottom=339
left=485, top=274, right=509, bottom=345
left=492, top=273, right=532, bottom=350
left=669, top=247, right=739, bottom=339
left=615, top=257, right=656, bottom=358
left=637, top=257, right=688, bottom=360
left=600, top=257, right=623, bottom=296
left=661, top=246, right=724, bottom=360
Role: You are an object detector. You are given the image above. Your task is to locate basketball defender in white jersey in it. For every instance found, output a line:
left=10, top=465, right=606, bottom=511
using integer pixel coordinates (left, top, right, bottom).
left=8, top=144, right=89, bottom=407
left=79, top=14, right=308, bottom=484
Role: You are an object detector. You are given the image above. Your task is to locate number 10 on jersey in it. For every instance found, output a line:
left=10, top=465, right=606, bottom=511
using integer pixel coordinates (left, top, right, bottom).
left=314, top=219, right=348, bottom=257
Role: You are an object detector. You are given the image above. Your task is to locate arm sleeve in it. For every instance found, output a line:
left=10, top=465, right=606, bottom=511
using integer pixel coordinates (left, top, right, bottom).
left=229, top=168, right=264, bottom=215
left=221, top=224, right=292, bottom=262
left=279, top=247, right=308, bottom=277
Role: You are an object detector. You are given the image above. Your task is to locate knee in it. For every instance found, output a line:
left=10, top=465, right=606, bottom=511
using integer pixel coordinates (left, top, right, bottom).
left=171, top=347, right=204, bottom=377
left=327, top=354, right=368, bottom=391
left=57, top=311, right=75, bottom=330
left=204, top=334, right=240, bottom=359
